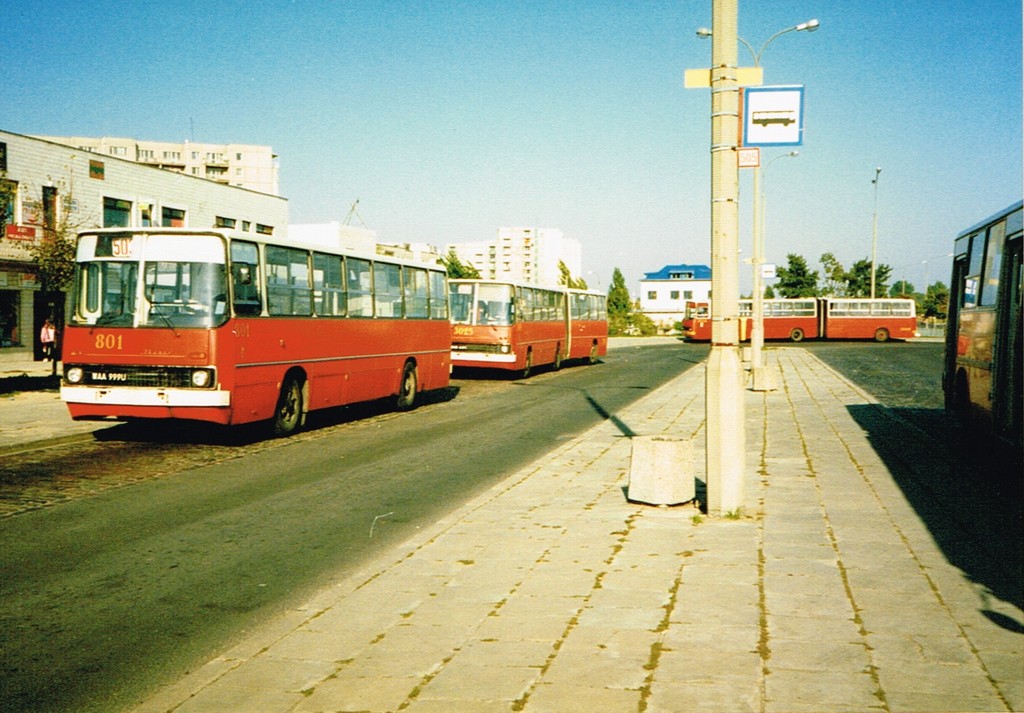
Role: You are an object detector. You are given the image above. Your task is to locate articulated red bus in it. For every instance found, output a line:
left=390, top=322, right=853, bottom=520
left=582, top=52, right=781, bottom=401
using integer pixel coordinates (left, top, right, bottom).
left=60, top=228, right=451, bottom=435
left=682, top=297, right=917, bottom=342
left=448, top=279, right=607, bottom=376
left=943, top=200, right=1022, bottom=449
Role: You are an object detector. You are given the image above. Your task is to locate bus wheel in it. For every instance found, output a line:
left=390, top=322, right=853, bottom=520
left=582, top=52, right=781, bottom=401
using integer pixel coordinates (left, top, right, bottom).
left=588, top=342, right=599, bottom=364
left=874, top=328, right=890, bottom=342
left=521, top=351, right=533, bottom=378
left=272, top=374, right=304, bottom=437
left=790, top=328, right=805, bottom=343
left=396, top=361, right=417, bottom=410
left=553, top=345, right=563, bottom=371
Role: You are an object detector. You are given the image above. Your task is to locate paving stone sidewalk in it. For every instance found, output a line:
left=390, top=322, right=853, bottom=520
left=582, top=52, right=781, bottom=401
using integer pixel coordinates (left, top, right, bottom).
left=120, top=347, right=1020, bottom=712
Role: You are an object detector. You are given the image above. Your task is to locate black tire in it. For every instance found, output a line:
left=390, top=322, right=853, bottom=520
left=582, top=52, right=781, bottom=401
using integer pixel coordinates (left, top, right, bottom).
left=272, top=374, right=304, bottom=437
left=874, top=328, right=890, bottom=343
left=790, top=328, right=805, bottom=343
left=396, top=361, right=417, bottom=410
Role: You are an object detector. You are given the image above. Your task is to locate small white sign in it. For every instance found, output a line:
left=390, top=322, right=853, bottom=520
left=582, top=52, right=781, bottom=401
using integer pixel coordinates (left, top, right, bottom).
left=744, top=86, right=804, bottom=147
left=738, top=147, right=760, bottom=168
left=761, top=263, right=777, bottom=279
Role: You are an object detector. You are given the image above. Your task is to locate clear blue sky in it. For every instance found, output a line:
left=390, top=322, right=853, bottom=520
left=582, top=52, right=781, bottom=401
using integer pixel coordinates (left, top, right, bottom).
left=5, top=1, right=1021, bottom=294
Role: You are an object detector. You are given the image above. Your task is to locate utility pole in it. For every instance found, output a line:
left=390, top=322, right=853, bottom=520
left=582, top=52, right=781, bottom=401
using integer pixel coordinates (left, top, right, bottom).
left=705, top=0, right=745, bottom=515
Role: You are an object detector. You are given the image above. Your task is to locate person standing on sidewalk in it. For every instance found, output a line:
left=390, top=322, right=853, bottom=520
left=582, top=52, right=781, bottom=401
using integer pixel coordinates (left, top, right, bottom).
left=40, top=318, right=56, bottom=361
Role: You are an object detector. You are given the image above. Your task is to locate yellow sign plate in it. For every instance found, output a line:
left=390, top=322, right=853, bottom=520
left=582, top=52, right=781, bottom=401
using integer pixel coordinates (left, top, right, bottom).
left=684, top=67, right=764, bottom=88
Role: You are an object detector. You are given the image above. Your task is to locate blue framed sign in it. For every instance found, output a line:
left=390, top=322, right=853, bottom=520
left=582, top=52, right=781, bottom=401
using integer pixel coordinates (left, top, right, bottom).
left=742, top=85, right=804, bottom=147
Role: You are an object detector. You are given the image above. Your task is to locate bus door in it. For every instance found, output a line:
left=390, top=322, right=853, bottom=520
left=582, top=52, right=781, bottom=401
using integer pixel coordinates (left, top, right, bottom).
left=943, top=253, right=969, bottom=410
left=993, top=233, right=1022, bottom=439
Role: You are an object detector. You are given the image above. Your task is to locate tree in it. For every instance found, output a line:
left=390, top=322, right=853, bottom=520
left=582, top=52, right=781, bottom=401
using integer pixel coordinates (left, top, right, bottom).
left=557, top=260, right=588, bottom=289
left=889, top=280, right=915, bottom=297
left=819, top=252, right=847, bottom=296
left=607, top=267, right=631, bottom=316
left=775, top=254, right=819, bottom=297
left=922, top=281, right=949, bottom=320
left=606, top=267, right=654, bottom=335
left=18, top=176, right=96, bottom=373
left=845, top=259, right=891, bottom=297
left=440, top=249, right=480, bottom=279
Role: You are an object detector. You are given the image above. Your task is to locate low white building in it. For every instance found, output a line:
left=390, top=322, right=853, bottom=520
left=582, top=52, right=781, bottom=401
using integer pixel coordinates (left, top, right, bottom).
left=0, top=129, right=288, bottom=355
left=638, top=263, right=712, bottom=331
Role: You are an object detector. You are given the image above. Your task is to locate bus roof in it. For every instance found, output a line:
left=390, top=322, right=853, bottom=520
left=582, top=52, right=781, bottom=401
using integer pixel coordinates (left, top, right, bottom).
left=955, top=200, right=1023, bottom=239
left=77, top=227, right=447, bottom=271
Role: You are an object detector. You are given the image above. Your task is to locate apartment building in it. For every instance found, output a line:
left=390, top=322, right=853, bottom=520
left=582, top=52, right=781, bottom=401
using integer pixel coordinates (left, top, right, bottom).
left=0, top=129, right=287, bottom=354
left=446, top=227, right=582, bottom=287
left=33, top=135, right=280, bottom=196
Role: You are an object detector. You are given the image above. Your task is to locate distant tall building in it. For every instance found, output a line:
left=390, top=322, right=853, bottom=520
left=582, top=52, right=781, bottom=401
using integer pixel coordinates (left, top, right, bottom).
left=446, top=227, right=582, bottom=286
left=32, top=135, right=280, bottom=196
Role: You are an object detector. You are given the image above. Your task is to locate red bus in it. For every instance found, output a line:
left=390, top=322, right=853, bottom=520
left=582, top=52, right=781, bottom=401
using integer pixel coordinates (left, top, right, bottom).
left=448, top=279, right=607, bottom=376
left=682, top=297, right=917, bottom=342
left=943, top=200, right=1022, bottom=448
left=60, top=228, right=451, bottom=436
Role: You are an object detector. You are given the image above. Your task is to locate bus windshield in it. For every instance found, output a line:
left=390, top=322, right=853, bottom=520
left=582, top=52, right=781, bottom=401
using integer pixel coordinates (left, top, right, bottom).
left=450, top=282, right=515, bottom=326
left=70, top=232, right=228, bottom=328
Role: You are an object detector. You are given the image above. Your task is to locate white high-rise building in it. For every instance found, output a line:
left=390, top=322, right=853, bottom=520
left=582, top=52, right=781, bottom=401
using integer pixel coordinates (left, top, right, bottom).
left=446, top=227, right=582, bottom=287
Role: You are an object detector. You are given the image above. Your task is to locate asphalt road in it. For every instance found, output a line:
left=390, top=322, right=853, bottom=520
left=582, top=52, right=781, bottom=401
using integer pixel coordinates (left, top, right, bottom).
left=2, top=339, right=1018, bottom=713
left=0, top=341, right=705, bottom=713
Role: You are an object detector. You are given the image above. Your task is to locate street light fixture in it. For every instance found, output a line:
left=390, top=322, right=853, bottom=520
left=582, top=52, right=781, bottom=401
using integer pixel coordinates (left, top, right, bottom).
left=696, top=18, right=820, bottom=66
left=870, top=167, right=882, bottom=299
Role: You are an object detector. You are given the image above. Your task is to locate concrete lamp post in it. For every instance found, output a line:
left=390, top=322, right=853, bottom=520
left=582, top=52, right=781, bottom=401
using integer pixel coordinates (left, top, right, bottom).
left=697, top=19, right=819, bottom=392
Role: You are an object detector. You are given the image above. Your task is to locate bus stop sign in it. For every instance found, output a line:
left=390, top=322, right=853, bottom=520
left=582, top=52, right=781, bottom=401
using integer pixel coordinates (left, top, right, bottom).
left=743, top=85, right=804, bottom=147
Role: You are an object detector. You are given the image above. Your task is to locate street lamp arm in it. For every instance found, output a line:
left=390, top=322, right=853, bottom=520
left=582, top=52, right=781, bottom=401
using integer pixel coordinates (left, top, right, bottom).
left=698, top=19, right=820, bottom=67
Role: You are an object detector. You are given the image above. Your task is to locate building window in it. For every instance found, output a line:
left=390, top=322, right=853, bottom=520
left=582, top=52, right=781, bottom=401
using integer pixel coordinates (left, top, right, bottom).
left=684, top=290, right=693, bottom=300
left=110, top=146, right=127, bottom=157
left=103, top=197, right=132, bottom=227
left=191, top=151, right=200, bottom=160
left=235, top=153, right=243, bottom=161
left=163, top=151, right=181, bottom=160
left=139, top=149, right=154, bottom=160
left=256, top=224, right=273, bottom=235
left=241, top=221, right=251, bottom=232
left=215, top=216, right=236, bottom=229
left=162, top=207, right=185, bottom=227
left=1, top=180, right=18, bottom=227
left=670, top=291, right=680, bottom=300
left=647, top=291, right=657, bottom=300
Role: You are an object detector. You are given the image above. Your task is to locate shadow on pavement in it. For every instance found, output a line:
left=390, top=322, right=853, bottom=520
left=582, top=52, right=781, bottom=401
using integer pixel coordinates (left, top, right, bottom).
left=847, top=403, right=1023, bottom=631
left=0, top=374, right=60, bottom=395
left=91, top=386, right=461, bottom=447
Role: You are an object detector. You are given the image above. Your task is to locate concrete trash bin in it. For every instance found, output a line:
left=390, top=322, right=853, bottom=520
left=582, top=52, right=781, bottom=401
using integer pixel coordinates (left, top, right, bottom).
left=627, top=435, right=695, bottom=506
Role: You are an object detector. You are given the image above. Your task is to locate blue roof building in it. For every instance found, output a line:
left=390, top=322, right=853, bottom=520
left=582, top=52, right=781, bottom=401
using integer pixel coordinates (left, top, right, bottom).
left=639, top=263, right=712, bottom=332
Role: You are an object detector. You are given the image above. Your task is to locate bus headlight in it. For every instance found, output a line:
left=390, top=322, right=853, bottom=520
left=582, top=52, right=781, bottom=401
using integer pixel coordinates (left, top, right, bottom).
left=191, top=369, right=213, bottom=388
left=65, top=367, right=84, bottom=384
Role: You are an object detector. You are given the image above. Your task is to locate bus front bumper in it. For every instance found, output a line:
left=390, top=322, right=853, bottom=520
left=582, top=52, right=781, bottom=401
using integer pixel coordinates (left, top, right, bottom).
left=61, top=385, right=231, bottom=408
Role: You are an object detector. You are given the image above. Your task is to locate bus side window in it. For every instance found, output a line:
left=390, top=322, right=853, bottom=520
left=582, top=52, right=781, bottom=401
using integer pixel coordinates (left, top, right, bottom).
left=231, top=241, right=262, bottom=316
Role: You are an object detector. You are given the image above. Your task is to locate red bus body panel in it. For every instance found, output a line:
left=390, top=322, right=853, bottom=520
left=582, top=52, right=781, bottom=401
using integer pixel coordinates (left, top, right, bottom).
left=63, top=317, right=450, bottom=425
left=568, top=319, right=608, bottom=361
left=451, top=321, right=567, bottom=371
